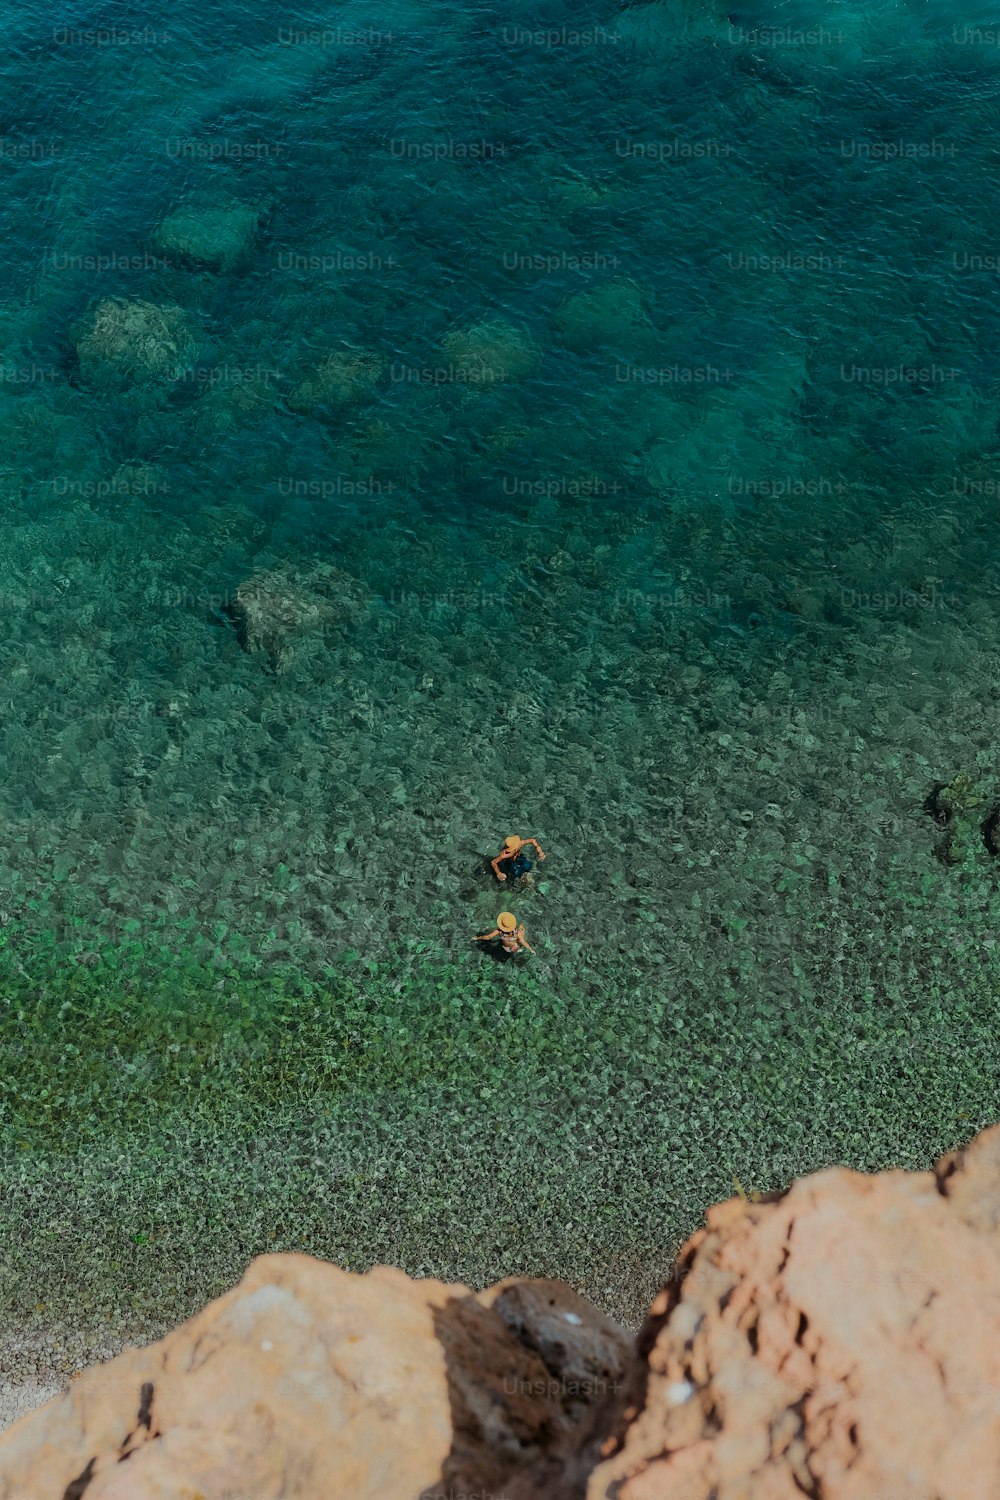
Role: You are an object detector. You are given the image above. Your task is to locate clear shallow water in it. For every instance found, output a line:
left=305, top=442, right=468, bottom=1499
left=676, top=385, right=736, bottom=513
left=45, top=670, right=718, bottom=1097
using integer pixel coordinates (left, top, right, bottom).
left=1, top=2, right=1000, bottom=948
left=3, top=0, right=1000, bottom=1329
left=1, top=0, right=1000, bottom=1044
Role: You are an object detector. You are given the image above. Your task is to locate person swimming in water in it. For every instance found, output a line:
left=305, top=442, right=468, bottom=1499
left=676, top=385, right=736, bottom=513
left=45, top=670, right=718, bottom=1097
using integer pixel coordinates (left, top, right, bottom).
left=473, top=911, right=534, bottom=956
left=491, top=834, right=546, bottom=883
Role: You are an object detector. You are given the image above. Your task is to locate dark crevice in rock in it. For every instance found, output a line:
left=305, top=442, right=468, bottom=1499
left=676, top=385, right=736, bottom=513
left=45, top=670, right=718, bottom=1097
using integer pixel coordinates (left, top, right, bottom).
left=934, top=1152, right=960, bottom=1196
left=137, top=1380, right=154, bottom=1430
left=789, top=1393, right=809, bottom=1436
left=791, top=1470, right=822, bottom=1500
left=61, top=1457, right=97, bottom=1500
left=698, top=1394, right=723, bottom=1438
left=757, top=1185, right=793, bottom=1205
left=982, top=806, right=1000, bottom=855
left=420, top=1282, right=633, bottom=1500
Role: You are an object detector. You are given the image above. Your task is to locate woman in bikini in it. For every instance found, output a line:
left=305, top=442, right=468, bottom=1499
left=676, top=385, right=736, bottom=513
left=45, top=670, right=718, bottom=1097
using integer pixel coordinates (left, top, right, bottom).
left=473, top=911, right=534, bottom=956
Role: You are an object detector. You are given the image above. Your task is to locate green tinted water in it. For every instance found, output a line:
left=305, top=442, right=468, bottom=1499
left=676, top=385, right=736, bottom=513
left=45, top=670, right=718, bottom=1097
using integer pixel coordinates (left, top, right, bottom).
left=1, top=0, right=998, bottom=1325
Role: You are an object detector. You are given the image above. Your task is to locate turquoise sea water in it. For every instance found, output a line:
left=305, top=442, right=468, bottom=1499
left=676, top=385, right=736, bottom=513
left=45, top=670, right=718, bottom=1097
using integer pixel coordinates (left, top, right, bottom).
left=2, top=0, right=1000, bottom=1324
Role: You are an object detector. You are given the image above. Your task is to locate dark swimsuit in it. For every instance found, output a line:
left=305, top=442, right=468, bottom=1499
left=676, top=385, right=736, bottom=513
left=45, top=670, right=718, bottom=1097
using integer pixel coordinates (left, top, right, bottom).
left=498, top=851, right=532, bottom=879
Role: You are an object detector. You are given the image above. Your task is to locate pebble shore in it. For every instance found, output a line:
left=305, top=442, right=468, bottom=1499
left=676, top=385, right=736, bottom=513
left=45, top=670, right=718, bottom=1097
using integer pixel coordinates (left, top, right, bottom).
left=0, top=1320, right=162, bottom=1434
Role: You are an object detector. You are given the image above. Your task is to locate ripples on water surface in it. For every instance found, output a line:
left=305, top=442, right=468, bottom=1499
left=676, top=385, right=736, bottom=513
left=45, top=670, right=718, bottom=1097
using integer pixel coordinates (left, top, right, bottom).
left=1, top=0, right=999, bottom=1320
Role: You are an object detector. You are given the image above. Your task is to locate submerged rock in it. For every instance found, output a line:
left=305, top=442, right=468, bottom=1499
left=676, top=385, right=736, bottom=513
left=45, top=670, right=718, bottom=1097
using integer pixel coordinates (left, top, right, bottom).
left=552, top=279, right=652, bottom=353
left=74, top=298, right=197, bottom=386
left=441, top=318, right=541, bottom=383
left=924, top=771, right=990, bottom=864
left=226, top=560, right=367, bottom=672
left=108, top=462, right=167, bottom=501
left=1, top=1126, right=998, bottom=1499
left=287, top=350, right=383, bottom=413
left=153, top=200, right=265, bottom=271
left=193, top=370, right=280, bottom=436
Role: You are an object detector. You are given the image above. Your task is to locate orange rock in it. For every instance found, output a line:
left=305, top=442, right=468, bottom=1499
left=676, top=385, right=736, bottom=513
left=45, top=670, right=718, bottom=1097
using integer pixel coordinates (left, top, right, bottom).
left=588, top=1125, right=1000, bottom=1500
left=0, top=1257, right=629, bottom=1500
left=2, top=1128, right=999, bottom=1500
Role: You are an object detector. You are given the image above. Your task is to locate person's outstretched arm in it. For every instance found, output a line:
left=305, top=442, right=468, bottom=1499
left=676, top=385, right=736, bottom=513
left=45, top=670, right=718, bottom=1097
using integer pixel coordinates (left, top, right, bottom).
left=474, top=928, right=501, bottom=941
left=523, top=838, right=546, bottom=859
left=490, top=854, right=508, bottom=879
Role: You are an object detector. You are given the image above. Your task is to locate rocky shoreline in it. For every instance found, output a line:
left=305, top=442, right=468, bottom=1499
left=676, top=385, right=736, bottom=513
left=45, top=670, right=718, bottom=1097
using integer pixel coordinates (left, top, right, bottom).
left=2, top=1124, right=998, bottom=1497
left=0, top=1321, right=163, bottom=1436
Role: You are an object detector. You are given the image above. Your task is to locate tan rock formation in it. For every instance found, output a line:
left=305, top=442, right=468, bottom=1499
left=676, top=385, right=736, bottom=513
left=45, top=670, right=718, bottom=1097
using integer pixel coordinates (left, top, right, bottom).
left=1, top=1126, right=998, bottom=1500
left=590, top=1123, right=1000, bottom=1500
left=0, top=1258, right=629, bottom=1500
